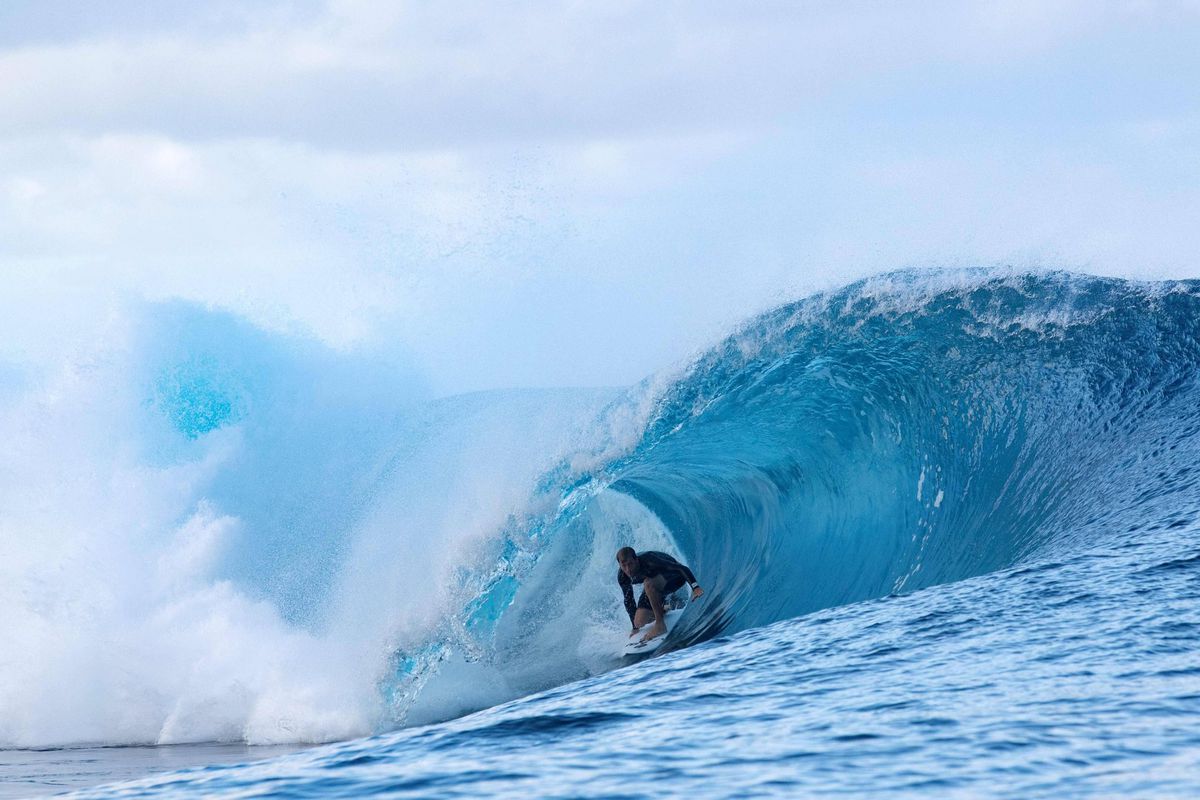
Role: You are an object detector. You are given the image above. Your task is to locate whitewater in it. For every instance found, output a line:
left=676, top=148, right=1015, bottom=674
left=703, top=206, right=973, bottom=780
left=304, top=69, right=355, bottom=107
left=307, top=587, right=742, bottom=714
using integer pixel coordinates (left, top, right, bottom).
left=2, top=269, right=1198, bottom=797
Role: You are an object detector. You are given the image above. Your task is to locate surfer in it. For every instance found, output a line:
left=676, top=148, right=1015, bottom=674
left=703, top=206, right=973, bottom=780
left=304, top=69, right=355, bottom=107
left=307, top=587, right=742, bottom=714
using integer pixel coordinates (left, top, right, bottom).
left=617, top=547, right=704, bottom=643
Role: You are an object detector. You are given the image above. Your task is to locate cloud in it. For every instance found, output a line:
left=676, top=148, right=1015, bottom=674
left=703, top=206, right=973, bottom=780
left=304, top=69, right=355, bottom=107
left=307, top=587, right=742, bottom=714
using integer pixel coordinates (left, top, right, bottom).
left=1, top=1, right=1198, bottom=393
left=0, top=1, right=1145, bottom=150
left=0, top=122, right=758, bottom=381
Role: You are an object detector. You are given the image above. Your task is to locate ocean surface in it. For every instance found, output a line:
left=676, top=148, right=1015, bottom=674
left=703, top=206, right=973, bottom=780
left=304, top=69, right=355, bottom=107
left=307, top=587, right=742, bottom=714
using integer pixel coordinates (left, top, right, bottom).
left=3, top=270, right=1199, bottom=797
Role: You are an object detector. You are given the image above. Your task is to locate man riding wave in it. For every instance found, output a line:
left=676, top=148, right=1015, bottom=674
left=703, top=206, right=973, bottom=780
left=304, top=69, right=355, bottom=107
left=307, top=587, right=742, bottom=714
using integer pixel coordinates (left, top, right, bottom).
left=617, top=547, right=704, bottom=643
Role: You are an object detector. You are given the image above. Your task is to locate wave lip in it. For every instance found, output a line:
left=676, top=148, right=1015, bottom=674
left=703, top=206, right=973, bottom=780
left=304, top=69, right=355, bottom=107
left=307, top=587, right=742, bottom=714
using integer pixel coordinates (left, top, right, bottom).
left=598, top=270, right=1200, bottom=638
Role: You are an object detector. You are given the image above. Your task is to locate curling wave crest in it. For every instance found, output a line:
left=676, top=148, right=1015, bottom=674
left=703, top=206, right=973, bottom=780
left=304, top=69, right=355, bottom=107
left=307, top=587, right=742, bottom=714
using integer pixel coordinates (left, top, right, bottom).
left=3, top=269, right=1198, bottom=750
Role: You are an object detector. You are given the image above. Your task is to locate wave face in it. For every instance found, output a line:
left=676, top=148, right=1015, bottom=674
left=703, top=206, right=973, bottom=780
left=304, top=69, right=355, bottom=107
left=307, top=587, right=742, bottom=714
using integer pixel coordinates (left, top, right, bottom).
left=3, top=270, right=1199, bottom=753
left=595, top=270, right=1200, bottom=636
left=47, top=268, right=1200, bottom=798
left=389, top=269, right=1200, bottom=726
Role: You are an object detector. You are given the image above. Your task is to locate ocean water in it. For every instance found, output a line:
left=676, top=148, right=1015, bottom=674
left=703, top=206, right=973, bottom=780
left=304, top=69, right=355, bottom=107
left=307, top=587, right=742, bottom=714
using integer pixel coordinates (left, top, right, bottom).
left=3, top=270, right=1199, bottom=797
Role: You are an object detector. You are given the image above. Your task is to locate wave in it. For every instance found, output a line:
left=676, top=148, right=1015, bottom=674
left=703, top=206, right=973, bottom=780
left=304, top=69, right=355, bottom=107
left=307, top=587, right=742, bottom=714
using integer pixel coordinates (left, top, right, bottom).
left=0, top=301, right=615, bottom=747
left=607, top=269, right=1200, bottom=627
left=3, top=269, right=1198, bottom=747
left=395, top=269, right=1200, bottom=724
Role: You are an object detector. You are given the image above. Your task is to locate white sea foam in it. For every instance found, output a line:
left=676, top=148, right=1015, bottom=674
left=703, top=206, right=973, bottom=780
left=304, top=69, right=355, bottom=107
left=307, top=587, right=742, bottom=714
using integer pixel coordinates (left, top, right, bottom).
left=0, top=301, right=618, bottom=748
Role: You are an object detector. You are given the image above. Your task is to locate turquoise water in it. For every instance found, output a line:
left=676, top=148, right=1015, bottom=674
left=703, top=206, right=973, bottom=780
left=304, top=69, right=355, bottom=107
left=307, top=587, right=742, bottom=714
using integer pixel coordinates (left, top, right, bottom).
left=65, top=517, right=1200, bottom=797
left=4, top=271, right=1199, bottom=796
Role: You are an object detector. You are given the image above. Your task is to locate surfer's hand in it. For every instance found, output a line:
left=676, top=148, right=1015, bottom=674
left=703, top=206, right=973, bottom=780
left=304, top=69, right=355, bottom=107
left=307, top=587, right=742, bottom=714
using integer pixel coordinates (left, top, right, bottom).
left=691, top=585, right=705, bottom=600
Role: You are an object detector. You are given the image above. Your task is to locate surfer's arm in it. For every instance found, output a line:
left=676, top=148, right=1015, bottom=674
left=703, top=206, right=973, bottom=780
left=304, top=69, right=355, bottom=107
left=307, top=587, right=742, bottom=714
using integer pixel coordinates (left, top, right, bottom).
left=645, top=552, right=698, bottom=588
left=663, top=558, right=701, bottom=596
left=676, top=562, right=703, bottom=599
left=619, top=570, right=637, bottom=627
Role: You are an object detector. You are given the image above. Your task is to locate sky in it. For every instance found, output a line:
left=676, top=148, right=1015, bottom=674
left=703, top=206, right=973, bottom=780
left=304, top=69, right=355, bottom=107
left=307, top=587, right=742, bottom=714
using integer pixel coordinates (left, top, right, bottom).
left=1, top=1, right=1198, bottom=394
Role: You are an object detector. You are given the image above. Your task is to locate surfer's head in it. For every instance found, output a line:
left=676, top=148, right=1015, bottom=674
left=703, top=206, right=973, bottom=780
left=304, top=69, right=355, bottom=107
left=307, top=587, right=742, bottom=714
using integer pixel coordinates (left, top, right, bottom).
left=616, top=547, right=640, bottom=579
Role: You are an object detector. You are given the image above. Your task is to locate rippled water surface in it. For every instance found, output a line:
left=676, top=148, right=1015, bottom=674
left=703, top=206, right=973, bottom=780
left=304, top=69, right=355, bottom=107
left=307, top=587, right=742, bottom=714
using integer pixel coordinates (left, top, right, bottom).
left=60, top=517, right=1200, bottom=798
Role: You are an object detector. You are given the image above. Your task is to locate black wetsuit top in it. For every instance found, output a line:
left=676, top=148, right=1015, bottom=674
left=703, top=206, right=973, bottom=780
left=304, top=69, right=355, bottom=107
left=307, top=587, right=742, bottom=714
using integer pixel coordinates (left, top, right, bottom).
left=618, top=550, right=697, bottom=625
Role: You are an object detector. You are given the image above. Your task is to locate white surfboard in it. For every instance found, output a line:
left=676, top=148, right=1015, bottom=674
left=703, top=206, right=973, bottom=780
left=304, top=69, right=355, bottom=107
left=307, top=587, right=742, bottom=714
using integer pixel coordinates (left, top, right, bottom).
left=621, top=592, right=689, bottom=656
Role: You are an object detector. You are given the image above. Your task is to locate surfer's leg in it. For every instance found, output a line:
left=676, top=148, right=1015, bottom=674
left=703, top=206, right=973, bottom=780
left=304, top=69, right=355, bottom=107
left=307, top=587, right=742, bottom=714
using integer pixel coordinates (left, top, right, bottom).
left=633, top=592, right=655, bottom=628
left=641, top=575, right=668, bottom=640
left=660, top=577, right=686, bottom=609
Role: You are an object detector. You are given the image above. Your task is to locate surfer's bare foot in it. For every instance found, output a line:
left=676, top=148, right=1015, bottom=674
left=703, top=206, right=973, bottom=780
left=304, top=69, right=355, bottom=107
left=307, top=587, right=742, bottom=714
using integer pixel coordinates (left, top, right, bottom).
left=640, top=622, right=667, bottom=643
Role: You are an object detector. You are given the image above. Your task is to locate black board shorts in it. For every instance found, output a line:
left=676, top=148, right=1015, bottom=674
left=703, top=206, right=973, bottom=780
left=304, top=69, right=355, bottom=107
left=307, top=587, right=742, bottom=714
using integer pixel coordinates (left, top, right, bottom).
left=636, top=575, right=687, bottom=611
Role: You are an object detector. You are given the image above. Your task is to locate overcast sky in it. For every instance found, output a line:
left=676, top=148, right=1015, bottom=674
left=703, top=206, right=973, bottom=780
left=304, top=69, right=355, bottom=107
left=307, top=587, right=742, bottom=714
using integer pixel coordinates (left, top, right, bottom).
left=2, top=1, right=1198, bottom=393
